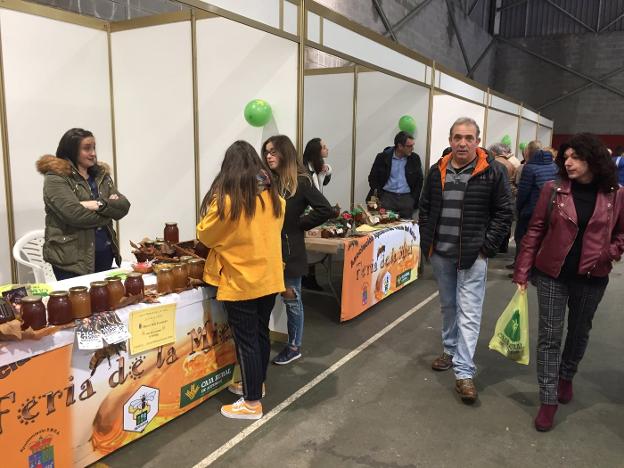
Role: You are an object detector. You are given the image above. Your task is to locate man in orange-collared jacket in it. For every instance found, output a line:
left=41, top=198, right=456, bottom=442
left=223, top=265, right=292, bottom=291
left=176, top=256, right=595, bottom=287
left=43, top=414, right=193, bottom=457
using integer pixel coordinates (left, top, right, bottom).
left=419, top=117, right=512, bottom=404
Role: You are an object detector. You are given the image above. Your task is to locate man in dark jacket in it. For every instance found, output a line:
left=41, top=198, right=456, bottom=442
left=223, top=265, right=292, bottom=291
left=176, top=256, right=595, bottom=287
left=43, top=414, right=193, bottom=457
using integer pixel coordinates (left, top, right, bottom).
left=419, top=117, right=512, bottom=404
left=367, top=131, right=424, bottom=219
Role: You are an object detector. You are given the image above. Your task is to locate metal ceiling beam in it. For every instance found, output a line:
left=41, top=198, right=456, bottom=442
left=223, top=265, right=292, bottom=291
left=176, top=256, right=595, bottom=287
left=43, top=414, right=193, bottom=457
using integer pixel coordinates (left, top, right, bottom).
left=383, top=0, right=435, bottom=36
left=468, top=0, right=481, bottom=16
left=445, top=0, right=471, bottom=73
left=498, top=37, right=624, bottom=100
left=538, top=66, right=624, bottom=110
left=468, top=38, right=495, bottom=78
left=596, top=0, right=603, bottom=31
left=372, top=0, right=397, bottom=42
left=598, top=9, right=624, bottom=32
left=497, top=0, right=527, bottom=13
left=544, top=0, right=596, bottom=33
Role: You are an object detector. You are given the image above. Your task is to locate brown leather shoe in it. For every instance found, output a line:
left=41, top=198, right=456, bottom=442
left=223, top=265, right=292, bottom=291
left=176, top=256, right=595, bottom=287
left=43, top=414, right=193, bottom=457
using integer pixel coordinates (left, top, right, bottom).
left=431, top=352, right=454, bottom=371
left=455, top=378, right=478, bottom=403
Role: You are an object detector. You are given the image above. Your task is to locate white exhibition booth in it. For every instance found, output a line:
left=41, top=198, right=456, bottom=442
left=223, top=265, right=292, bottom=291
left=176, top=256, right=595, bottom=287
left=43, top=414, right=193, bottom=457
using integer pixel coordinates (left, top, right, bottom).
left=0, top=0, right=553, bottom=286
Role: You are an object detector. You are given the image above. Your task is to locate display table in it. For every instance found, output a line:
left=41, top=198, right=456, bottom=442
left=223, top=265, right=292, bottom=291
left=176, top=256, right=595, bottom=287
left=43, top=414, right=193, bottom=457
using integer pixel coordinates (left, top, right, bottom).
left=0, top=269, right=236, bottom=468
left=305, top=221, right=421, bottom=321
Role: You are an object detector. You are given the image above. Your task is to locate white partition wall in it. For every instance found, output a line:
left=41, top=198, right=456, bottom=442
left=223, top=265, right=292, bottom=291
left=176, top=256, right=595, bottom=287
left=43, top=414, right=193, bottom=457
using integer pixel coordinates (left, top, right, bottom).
left=196, top=17, right=298, bottom=195
left=538, top=125, right=553, bottom=146
left=198, top=0, right=280, bottom=29
left=303, top=72, right=354, bottom=210
left=0, top=9, right=112, bottom=279
left=518, top=118, right=538, bottom=157
left=111, top=22, right=195, bottom=260
left=485, top=109, right=519, bottom=148
left=430, top=94, right=486, bottom=167
left=353, top=71, right=429, bottom=205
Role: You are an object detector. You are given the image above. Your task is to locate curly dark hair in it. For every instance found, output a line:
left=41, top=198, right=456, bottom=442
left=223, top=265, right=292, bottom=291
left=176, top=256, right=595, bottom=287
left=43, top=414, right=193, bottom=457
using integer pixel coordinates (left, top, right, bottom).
left=556, top=133, right=618, bottom=193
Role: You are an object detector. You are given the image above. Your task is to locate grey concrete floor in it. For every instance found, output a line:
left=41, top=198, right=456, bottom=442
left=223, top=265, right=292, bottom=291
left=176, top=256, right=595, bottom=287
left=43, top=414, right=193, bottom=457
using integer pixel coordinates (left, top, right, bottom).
left=96, top=253, right=624, bottom=468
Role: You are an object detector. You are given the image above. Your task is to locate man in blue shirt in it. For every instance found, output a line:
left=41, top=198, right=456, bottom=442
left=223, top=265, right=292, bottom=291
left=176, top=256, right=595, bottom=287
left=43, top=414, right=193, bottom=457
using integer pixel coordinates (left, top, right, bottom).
left=367, top=131, right=424, bottom=219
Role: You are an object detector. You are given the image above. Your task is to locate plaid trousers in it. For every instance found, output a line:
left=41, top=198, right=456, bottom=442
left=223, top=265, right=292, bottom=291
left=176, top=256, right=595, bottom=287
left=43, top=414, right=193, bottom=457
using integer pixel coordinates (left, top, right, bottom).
left=535, top=273, right=607, bottom=405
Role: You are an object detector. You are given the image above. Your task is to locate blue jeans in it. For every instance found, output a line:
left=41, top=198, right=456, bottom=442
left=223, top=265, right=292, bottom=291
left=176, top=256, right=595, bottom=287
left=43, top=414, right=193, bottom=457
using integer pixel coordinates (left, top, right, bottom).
left=284, top=276, right=303, bottom=348
left=430, top=252, right=488, bottom=379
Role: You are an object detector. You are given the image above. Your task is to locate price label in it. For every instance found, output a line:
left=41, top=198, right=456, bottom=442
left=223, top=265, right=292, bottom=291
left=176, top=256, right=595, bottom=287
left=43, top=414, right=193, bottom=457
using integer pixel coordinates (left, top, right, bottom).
left=97, top=312, right=131, bottom=345
left=76, top=318, right=104, bottom=350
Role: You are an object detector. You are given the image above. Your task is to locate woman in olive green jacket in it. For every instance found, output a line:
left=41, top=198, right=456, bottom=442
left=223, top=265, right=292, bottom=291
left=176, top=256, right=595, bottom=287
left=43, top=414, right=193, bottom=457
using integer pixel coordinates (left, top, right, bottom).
left=36, top=128, right=130, bottom=279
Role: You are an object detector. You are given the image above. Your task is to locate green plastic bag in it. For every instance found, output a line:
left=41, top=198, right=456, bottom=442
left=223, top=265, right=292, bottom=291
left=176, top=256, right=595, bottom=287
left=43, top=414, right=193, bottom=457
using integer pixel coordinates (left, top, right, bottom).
left=489, top=289, right=529, bottom=365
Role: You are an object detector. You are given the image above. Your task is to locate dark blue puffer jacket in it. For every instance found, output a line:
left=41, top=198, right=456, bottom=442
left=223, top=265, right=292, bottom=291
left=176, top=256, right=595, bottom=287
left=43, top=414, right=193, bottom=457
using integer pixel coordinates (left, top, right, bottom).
left=516, top=150, right=558, bottom=219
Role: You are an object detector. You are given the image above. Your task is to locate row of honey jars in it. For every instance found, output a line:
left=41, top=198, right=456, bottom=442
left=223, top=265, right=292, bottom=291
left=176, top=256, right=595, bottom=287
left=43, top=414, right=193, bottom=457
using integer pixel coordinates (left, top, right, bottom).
left=20, top=291, right=74, bottom=330
left=19, top=273, right=146, bottom=330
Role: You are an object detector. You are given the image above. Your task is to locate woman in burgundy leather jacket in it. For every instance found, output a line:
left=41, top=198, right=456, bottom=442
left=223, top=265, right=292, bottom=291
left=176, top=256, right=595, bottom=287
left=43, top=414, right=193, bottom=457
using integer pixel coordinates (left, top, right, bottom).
left=513, top=133, right=624, bottom=433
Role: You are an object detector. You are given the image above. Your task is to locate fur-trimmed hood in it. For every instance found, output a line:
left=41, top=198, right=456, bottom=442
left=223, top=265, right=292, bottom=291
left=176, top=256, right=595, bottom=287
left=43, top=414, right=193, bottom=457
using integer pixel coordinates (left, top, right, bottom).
left=36, top=154, right=111, bottom=177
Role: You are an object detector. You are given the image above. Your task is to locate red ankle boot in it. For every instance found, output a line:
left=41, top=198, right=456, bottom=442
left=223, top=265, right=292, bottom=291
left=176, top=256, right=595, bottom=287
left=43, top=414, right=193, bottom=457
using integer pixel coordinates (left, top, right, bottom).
left=558, top=378, right=573, bottom=404
left=534, top=404, right=558, bottom=432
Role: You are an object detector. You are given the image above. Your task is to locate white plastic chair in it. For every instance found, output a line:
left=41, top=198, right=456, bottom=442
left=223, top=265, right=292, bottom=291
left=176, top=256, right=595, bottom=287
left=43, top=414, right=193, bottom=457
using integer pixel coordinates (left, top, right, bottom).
left=12, top=229, right=56, bottom=283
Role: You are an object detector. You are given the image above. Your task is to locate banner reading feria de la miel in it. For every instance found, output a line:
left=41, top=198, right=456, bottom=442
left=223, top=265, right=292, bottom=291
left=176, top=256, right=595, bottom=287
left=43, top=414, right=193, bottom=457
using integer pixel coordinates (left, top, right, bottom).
left=0, top=293, right=236, bottom=467
left=341, top=222, right=420, bottom=321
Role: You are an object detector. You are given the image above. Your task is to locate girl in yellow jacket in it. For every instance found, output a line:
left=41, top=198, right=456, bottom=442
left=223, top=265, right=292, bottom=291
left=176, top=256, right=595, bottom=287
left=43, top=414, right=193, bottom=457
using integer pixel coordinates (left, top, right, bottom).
left=197, top=140, right=285, bottom=420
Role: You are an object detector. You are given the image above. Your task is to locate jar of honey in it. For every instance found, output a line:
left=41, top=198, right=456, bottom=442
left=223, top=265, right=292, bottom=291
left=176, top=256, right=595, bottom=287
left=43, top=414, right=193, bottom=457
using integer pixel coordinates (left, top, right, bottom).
left=156, top=268, right=174, bottom=294
left=47, top=291, right=73, bottom=325
left=90, top=281, right=110, bottom=314
left=124, top=272, right=144, bottom=297
left=164, top=222, right=179, bottom=244
left=106, top=277, right=125, bottom=308
left=187, top=258, right=205, bottom=280
left=69, top=286, right=91, bottom=318
left=172, top=264, right=187, bottom=290
left=20, top=296, right=46, bottom=330
left=179, top=256, right=194, bottom=275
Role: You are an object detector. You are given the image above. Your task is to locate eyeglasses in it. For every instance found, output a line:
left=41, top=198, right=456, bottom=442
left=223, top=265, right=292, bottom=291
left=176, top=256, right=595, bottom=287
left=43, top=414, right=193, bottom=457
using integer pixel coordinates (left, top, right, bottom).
left=264, top=148, right=278, bottom=156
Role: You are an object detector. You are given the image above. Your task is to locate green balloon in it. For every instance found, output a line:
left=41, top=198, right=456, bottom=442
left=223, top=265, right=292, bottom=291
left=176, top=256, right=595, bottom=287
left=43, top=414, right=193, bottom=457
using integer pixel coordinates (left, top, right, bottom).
left=244, top=99, right=272, bottom=127
left=519, top=142, right=527, bottom=151
left=398, top=115, right=416, bottom=134
left=501, top=135, right=512, bottom=147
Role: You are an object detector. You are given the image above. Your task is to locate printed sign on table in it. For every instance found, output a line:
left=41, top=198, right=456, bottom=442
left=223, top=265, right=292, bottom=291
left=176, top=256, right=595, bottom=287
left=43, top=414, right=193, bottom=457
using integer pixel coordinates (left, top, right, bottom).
left=341, top=222, right=420, bottom=321
left=129, top=304, right=176, bottom=354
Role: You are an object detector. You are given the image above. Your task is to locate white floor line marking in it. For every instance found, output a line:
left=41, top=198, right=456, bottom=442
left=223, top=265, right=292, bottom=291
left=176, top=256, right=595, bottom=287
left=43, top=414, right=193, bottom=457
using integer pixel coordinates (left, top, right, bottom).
left=192, top=291, right=440, bottom=467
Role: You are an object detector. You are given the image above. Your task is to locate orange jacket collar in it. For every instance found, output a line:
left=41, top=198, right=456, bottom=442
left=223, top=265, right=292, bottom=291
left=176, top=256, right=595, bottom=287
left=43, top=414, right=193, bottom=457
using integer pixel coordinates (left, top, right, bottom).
left=438, top=147, right=490, bottom=189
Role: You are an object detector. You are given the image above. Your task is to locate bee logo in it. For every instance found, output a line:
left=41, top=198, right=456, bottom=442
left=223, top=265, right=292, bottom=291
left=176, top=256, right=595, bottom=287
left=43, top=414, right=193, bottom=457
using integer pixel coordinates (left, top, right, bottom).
left=124, top=386, right=160, bottom=432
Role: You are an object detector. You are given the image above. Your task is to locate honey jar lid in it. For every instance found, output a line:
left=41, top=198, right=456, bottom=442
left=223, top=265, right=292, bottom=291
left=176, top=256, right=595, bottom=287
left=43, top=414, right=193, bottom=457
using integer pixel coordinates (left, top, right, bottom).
left=127, top=272, right=143, bottom=278
left=179, top=256, right=194, bottom=262
left=165, top=222, right=178, bottom=226
left=49, top=290, right=69, bottom=297
left=188, top=258, right=204, bottom=264
left=158, top=267, right=172, bottom=273
left=21, top=295, right=43, bottom=303
left=69, top=286, right=88, bottom=292
left=106, top=276, right=122, bottom=283
left=90, top=281, right=108, bottom=287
